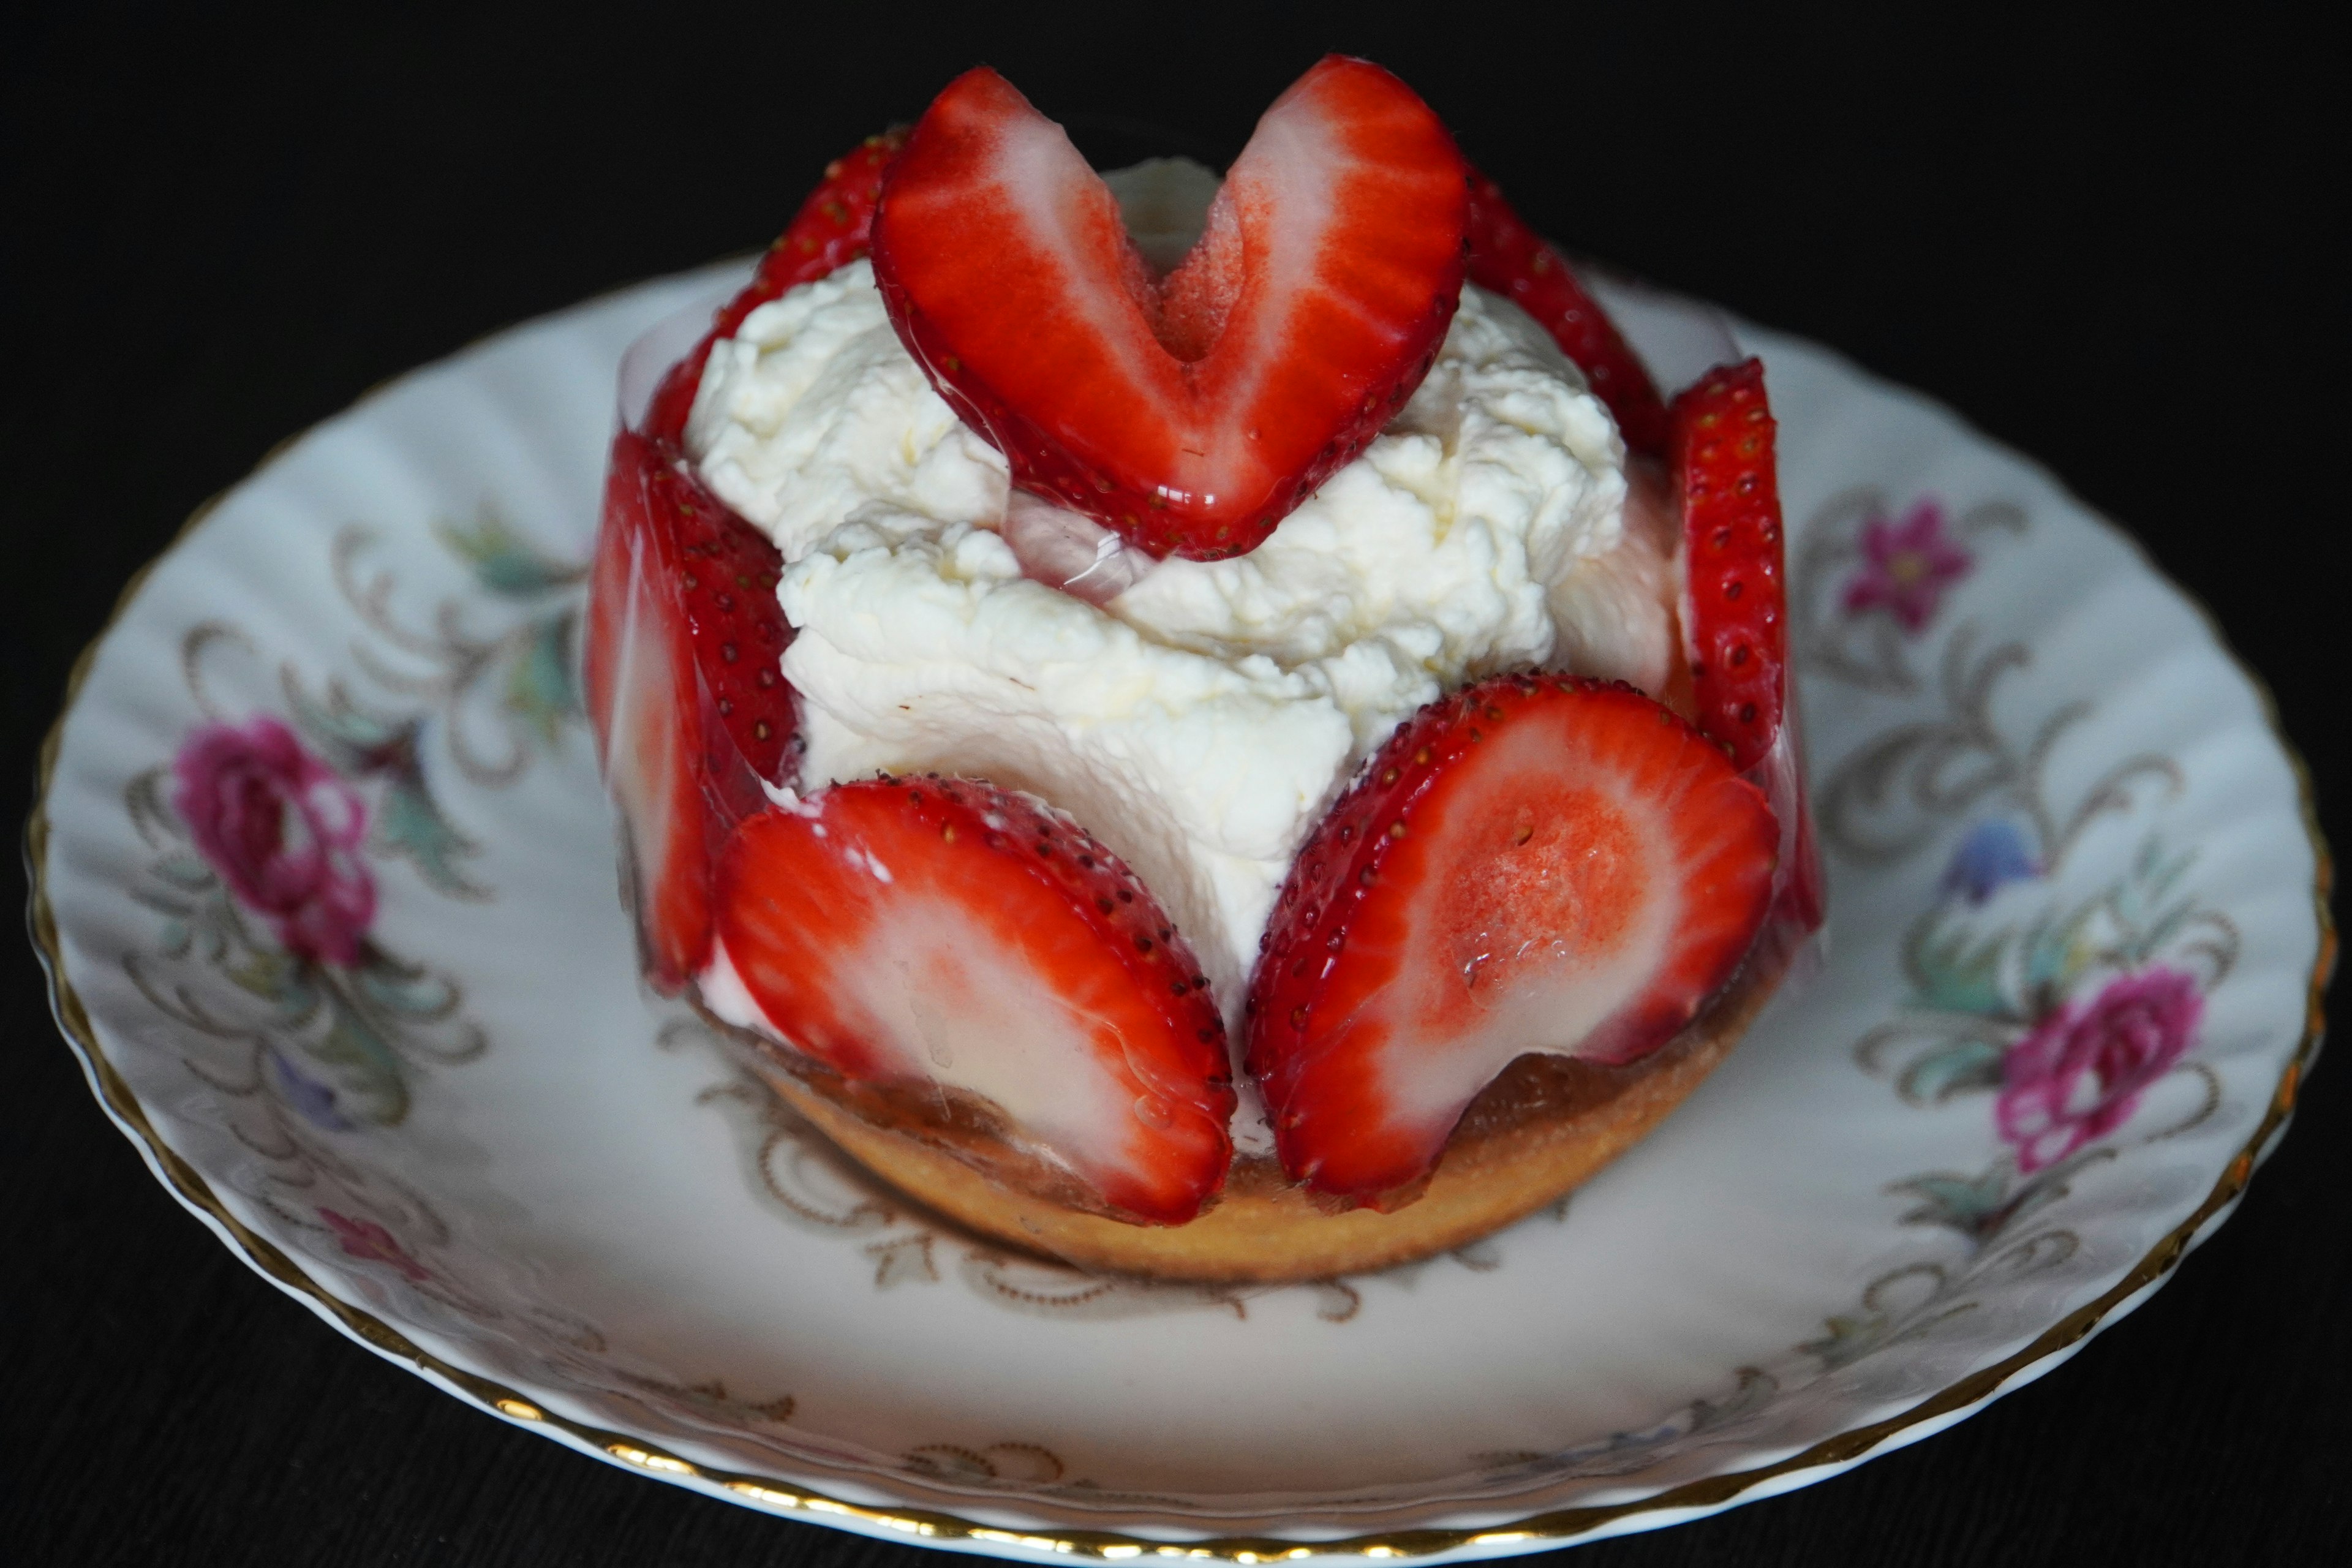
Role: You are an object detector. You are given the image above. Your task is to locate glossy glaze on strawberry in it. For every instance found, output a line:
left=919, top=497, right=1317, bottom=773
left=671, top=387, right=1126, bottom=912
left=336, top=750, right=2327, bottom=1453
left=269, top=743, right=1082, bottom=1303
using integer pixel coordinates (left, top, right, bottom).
left=1673, top=360, right=1787, bottom=773
left=586, top=432, right=717, bottom=985
left=591, top=123, right=879, bottom=981
left=1464, top=165, right=1670, bottom=458
left=714, top=777, right=1234, bottom=1223
left=584, top=429, right=793, bottom=987
left=583, top=57, right=1821, bottom=1236
left=1247, top=676, right=1777, bottom=1201
left=870, top=58, right=1468, bottom=560
left=643, top=129, right=909, bottom=443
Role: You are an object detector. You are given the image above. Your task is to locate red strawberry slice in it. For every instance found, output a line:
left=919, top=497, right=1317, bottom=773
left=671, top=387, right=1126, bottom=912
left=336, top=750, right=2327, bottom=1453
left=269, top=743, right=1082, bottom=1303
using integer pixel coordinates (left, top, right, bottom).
left=1246, top=675, right=1776, bottom=1202
left=1464, top=165, right=1669, bottom=457
left=643, top=129, right=909, bottom=443
left=594, top=431, right=796, bottom=785
left=714, top=777, right=1235, bottom=1224
left=584, top=428, right=795, bottom=988
left=1673, top=359, right=1786, bottom=774
left=584, top=430, right=719, bottom=987
left=730, top=130, right=913, bottom=330
left=650, top=457, right=794, bottom=783
left=870, top=58, right=1467, bottom=560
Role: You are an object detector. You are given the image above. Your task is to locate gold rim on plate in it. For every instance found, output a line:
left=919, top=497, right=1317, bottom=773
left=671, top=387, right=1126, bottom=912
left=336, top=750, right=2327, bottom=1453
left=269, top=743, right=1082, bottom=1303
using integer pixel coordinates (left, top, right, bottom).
left=24, top=295, right=2338, bottom=1559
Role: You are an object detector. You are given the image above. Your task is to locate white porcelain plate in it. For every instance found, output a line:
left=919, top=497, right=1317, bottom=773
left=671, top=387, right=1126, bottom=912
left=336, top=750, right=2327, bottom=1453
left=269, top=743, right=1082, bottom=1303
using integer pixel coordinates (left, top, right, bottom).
left=31, top=262, right=2331, bottom=1560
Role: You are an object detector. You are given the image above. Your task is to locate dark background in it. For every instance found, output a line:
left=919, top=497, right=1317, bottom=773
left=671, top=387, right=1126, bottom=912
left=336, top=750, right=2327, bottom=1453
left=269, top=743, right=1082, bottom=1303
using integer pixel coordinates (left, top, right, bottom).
left=6, top=2, right=2345, bottom=1563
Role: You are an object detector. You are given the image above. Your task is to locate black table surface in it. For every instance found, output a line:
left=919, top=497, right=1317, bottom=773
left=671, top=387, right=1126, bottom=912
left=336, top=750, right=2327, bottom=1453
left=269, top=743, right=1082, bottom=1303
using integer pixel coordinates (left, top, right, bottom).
left=7, top=6, right=2346, bottom=1564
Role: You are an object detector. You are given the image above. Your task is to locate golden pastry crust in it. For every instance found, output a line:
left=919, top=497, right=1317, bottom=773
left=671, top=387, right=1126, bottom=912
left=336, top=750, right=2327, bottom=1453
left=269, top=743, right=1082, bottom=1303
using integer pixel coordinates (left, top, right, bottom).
left=722, top=930, right=1794, bottom=1284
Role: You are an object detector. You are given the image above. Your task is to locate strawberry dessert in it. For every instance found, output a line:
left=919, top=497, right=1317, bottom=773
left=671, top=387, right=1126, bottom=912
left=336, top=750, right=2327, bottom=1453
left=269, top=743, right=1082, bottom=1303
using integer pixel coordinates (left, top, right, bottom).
left=586, top=57, right=1822, bottom=1280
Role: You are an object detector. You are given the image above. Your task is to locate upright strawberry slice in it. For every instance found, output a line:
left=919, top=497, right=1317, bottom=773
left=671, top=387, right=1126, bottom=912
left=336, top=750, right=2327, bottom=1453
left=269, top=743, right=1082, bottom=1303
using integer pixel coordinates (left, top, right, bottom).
left=649, top=457, right=793, bottom=783
left=1464, top=166, right=1668, bottom=457
left=715, top=778, right=1235, bottom=1224
left=584, top=428, right=794, bottom=988
left=870, top=58, right=1468, bottom=560
left=729, top=129, right=912, bottom=330
left=1673, top=359, right=1786, bottom=774
left=1247, top=676, right=1777, bottom=1202
left=643, top=128, right=909, bottom=443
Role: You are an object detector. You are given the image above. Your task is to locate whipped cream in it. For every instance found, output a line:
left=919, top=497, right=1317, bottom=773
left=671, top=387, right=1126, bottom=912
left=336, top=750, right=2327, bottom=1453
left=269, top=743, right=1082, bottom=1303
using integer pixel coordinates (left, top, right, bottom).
left=685, top=258, right=1665, bottom=1036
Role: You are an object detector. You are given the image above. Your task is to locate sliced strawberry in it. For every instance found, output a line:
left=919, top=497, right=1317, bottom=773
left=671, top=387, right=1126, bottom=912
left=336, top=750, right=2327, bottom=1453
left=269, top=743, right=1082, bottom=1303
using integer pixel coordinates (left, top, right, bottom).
left=870, top=58, right=1467, bottom=560
left=650, top=458, right=794, bottom=783
left=1463, top=165, right=1668, bottom=457
left=714, top=777, right=1235, bottom=1224
left=1673, top=359, right=1786, bottom=774
left=584, top=430, right=720, bottom=986
left=601, top=433, right=796, bottom=785
left=1246, top=675, right=1777, bottom=1202
left=595, top=129, right=891, bottom=989
left=643, top=128, right=909, bottom=443
left=584, top=428, right=794, bottom=987
left=731, top=130, right=912, bottom=328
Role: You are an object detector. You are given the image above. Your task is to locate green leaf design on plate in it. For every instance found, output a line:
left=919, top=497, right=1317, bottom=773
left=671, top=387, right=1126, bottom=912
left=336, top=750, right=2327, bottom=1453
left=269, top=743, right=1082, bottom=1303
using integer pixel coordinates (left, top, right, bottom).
left=435, top=512, right=587, bottom=599
left=355, top=949, right=461, bottom=1021
left=1890, top=1167, right=2013, bottom=1237
left=151, top=851, right=217, bottom=892
left=225, top=945, right=302, bottom=1006
left=2124, top=835, right=2194, bottom=916
left=2019, top=902, right=2096, bottom=997
left=1907, top=912, right=2012, bottom=1018
left=502, top=609, right=580, bottom=750
left=1896, top=1037, right=2005, bottom=1104
left=309, top=989, right=412, bottom=1126
left=370, top=772, right=486, bottom=900
left=284, top=680, right=412, bottom=779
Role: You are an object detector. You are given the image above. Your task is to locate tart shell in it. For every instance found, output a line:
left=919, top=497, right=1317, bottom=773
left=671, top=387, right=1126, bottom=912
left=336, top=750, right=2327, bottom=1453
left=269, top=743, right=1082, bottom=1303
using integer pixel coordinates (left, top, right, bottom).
left=728, top=929, right=1795, bottom=1283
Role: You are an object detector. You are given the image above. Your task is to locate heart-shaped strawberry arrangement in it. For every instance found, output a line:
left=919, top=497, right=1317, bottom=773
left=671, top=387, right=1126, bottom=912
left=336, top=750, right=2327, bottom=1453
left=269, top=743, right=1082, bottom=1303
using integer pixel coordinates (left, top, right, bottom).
left=870, top=58, right=1470, bottom=560
left=585, top=58, right=1823, bottom=1246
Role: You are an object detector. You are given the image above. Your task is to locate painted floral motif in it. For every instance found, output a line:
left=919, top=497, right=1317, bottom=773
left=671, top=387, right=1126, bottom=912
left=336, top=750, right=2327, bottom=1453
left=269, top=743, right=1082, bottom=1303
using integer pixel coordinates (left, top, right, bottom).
left=129, top=512, right=586, bottom=1134
left=1850, top=804, right=2231, bottom=1190
left=1996, top=966, right=2203, bottom=1172
left=1815, top=622, right=2179, bottom=869
left=1939, top=816, right=2041, bottom=905
left=322, top=1207, right=432, bottom=1282
left=1470, top=485, right=2242, bottom=1493
left=122, top=516, right=611, bottom=1359
left=336, top=514, right=586, bottom=788
left=1792, top=488, right=2025, bottom=696
left=126, top=748, right=482, bottom=1133
left=1803, top=488, right=2230, bottom=1349
left=1795, top=1229, right=2086, bottom=1368
left=113, top=511, right=822, bottom=1463
left=1841, top=498, right=1973, bottom=633
left=173, top=716, right=378, bottom=965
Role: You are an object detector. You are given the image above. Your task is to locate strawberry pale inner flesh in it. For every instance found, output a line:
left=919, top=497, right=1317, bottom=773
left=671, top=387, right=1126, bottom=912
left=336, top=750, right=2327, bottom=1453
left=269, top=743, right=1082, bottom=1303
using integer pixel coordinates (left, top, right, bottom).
left=826, top=900, right=1139, bottom=1172
left=873, top=61, right=1464, bottom=541
left=716, top=797, right=1225, bottom=1220
left=1387, top=728, right=1683, bottom=1132
left=1431, top=781, right=1648, bottom=1027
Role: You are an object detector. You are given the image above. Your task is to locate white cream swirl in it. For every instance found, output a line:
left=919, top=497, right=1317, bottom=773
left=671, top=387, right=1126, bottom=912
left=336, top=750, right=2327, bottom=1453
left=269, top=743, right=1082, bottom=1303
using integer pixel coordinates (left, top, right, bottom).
left=686, top=258, right=1665, bottom=1031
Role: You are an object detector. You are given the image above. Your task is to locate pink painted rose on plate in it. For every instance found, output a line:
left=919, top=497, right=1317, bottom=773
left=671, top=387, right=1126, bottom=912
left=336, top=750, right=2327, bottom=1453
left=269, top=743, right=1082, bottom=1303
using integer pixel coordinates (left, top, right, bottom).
left=1996, top=967, right=2204, bottom=1172
left=1842, top=499, right=1973, bottom=634
left=172, top=716, right=377, bottom=966
left=319, top=1208, right=432, bottom=1283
